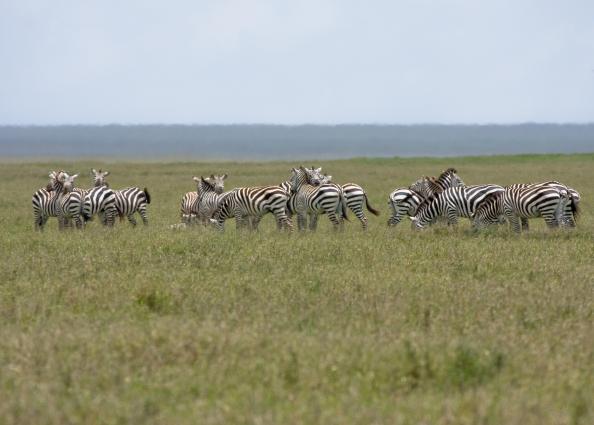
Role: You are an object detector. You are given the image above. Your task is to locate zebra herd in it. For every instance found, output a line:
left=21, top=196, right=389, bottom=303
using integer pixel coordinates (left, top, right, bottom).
left=178, top=167, right=379, bottom=231
left=32, top=166, right=580, bottom=234
left=388, top=168, right=580, bottom=232
left=177, top=165, right=579, bottom=233
left=32, top=169, right=151, bottom=230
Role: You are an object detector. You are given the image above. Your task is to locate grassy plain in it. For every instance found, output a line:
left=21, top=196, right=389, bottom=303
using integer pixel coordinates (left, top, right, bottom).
left=0, top=154, right=593, bottom=425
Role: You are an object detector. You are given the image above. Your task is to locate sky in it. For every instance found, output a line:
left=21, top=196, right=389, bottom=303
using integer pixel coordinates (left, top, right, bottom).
left=1, top=0, right=593, bottom=125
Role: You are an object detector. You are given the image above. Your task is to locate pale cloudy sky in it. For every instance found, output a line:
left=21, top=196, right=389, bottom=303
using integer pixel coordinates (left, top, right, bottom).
left=1, top=0, right=593, bottom=124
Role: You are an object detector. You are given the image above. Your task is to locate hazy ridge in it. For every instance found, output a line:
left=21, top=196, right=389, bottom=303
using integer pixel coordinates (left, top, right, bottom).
left=1, top=124, right=593, bottom=160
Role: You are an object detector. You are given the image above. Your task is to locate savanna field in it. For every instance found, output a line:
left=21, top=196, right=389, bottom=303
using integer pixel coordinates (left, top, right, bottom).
left=1, top=154, right=593, bottom=425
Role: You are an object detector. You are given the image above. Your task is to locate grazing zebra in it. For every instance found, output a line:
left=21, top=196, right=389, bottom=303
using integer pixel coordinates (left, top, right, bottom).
left=289, top=167, right=348, bottom=231
left=387, top=188, right=424, bottom=226
left=472, top=182, right=572, bottom=233
left=82, top=185, right=117, bottom=227
left=210, top=186, right=292, bottom=231
left=311, top=172, right=380, bottom=230
left=410, top=184, right=505, bottom=229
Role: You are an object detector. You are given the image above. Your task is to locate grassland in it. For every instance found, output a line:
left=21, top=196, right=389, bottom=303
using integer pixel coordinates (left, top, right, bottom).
left=0, top=154, right=593, bottom=425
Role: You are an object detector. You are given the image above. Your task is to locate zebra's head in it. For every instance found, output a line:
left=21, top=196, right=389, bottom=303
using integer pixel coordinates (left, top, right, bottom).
left=289, top=168, right=306, bottom=193
left=408, top=196, right=436, bottom=229
left=305, top=166, right=324, bottom=185
left=409, top=177, right=434, bottom=199
left=209, top=174, right=227, bottom=194
left=61, top=173, right=79, bottom=194
left=91, top=169, right=110, bottom=187
left=319, top=174, right=332, bottom=184
left=441, top=168, right=465, bottom=187
left=471, top=192, right=505, bottom=230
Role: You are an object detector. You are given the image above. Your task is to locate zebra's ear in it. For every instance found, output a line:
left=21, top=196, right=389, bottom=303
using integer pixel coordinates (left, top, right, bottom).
left=91, top=169, right=97, bottom=175
left=192, top=176, right=200, bottom=183
left=104, top=171, right=110, bottom=177
left=315, top=167, right=322, bottom=173
left=210, top=174, right=215, bottom=180
left=222, top=174, right=228, bottom=180
left=326, top=175, right=332, bottom=181
left=71, top=174, right=79, bottom=180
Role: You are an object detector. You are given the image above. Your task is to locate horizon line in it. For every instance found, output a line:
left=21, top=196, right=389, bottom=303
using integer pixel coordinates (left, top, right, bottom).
left=1, top=121, right=594, bottom=127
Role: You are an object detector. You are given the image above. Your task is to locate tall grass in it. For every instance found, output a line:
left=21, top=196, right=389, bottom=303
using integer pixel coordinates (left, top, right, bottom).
left=0, top=154, right=592, bottom=424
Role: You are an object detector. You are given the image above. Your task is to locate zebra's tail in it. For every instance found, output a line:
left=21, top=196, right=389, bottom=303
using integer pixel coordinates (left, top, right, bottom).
left=365, top=194, right=380, bottom=216
left=569, top=192, right=580, bottom=222
left=143, top=188, right=151, bottom=204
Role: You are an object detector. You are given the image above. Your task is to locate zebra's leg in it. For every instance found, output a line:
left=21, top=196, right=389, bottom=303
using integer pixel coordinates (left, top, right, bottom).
left=251, top=216, right=262, bottom=230
left=387, top=214, right=402, bottom=226
left=327, top=211, right=342, bottom=230
left=139, top=206, right=148, bottom=226
left=507, top=214, right=521, bottom=233
left=542, top=213, right=558, bottom=230
left=127, top=214, right=137, bottom=226
left=297, top=211, right=307, bottom=231
left=309, top=213, right=319, bottom=231
left=446, top=208, right=458, bottom=227
left=520, top=217, right=529, bottom=231
left=351, top=205, right=368, bottom=230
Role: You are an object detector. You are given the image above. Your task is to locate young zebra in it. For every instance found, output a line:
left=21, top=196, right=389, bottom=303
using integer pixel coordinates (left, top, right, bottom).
left=209, top=186, right=292, bottom=231
left=289, top=167, right=348, bottom=231
left=310, top=172, right=380, bottom=230
left=410, top=184, right=505, bottom=229
left=472, top=182, right=572, bottom=233
left=82, top=185, right=117, bottom=227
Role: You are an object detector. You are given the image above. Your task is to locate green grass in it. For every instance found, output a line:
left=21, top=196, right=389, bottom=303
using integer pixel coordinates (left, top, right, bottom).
left=0, top=154, right=593, bottom=425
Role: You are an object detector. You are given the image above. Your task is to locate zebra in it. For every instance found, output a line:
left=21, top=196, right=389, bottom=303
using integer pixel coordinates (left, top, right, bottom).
left=180, top=174, right=227, bottom=224
left=289, top=167, right=348, bottom=231
left=32, top=170, right=81, bottom=231
left=115, top=187, right=151, bottom=226
left=387, top=188, right=424, bottom=227
left=82, top=185, right=117, bottom=227
left=309, top=171, right=380, bottom=230
left=387, top=168, right=465, bottom=227
left=408, top=168, right=466, bottom=199
left=88, top=169, right=151, bottom=226
left=195, top=175, right=229, bottom=225
left=51, top=171, right=84, bottom=230
left=410, top=184, right=505, bottom=229
left=209, top=186, right=292, bottom=231
left=32, top=170, right=61, bottom=231
left=472, top=182, right=573, bottom=233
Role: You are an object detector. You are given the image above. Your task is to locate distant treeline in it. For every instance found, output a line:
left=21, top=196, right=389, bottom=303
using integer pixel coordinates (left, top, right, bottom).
left=1, top=124, right=593, bottom=160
